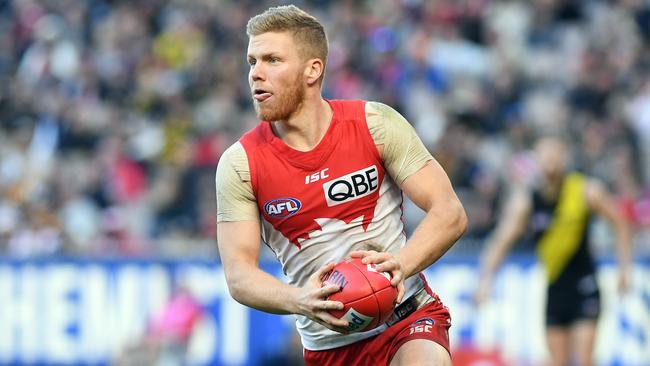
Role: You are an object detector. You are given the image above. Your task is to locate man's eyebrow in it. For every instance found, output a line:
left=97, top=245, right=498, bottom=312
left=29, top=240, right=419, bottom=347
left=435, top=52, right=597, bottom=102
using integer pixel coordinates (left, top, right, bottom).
left=248, top=52, right=281, bottom=59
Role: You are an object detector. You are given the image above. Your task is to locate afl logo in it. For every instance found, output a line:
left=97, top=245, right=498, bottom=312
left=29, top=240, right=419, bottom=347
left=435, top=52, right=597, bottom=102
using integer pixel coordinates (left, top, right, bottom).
left=264, top=198, right=302, bottom=218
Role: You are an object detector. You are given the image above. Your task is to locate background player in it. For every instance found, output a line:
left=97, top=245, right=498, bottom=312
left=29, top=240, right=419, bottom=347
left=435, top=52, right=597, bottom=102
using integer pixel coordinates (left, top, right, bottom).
left=216, top=5, right=467, bottom=366
left=474, top=136, right=632, bottom=366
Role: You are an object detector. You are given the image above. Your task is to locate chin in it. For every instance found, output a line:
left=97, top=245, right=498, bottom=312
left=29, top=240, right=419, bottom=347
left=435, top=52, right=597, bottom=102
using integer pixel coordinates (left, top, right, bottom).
left=256, top=108, right=278, bottom=122
left=253, top=104, right=269, bottom=120
left=256, top=104, right=294, bottom=122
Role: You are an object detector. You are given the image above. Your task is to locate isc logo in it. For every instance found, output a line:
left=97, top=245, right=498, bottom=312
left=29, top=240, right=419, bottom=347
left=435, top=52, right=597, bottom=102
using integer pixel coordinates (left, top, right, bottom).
left=409, top=324, right=433, bottom=335
left=264, top=198, right=302, bottom=218
left=322, top=165, right=379, bottom=207
left=409, top=317, right=435, bottom=335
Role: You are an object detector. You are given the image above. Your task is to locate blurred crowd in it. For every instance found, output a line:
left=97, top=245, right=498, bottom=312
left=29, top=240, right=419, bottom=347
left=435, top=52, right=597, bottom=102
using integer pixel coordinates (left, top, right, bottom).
left=0, top=0, right=649, bottom=258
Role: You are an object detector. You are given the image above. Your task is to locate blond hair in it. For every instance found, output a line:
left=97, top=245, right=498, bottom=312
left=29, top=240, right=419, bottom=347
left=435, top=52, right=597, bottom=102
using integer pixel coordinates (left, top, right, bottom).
left=247, top=5, right=328, bottom=74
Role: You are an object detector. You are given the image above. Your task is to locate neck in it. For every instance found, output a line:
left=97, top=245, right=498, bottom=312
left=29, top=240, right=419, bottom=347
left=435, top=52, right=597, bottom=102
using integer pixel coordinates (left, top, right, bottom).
left=542, top=172, right=564, bottom=198
left=271, top=96, right=333, bottom=152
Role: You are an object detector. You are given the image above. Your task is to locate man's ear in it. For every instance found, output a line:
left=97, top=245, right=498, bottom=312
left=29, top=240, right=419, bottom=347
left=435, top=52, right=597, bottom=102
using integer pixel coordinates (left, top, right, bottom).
left=304, top=58, right=325, bottom=86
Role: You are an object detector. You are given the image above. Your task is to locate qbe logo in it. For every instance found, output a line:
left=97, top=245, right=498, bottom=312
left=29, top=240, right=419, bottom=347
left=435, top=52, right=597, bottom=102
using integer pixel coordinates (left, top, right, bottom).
left=322, top=165, right=379, bottom=207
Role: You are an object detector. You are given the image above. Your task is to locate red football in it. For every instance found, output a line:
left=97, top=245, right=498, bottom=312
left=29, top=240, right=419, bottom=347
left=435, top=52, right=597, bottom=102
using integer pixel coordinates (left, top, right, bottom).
left=323, top=258, right=398, bottom=332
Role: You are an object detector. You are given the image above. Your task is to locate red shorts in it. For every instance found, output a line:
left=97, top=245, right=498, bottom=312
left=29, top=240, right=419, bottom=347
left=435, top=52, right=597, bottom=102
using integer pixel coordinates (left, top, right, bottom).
left=303, top=295, right=451, bottom=366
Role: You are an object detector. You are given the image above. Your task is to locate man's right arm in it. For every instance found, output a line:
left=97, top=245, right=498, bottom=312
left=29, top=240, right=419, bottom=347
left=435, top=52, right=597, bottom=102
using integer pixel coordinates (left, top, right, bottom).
left=215, top=145, right=348, bottom=330
left=217, top=220, right=297, bottom=314
left=474, top=184, right=531, bottom=303
left=217, top=221, right=348, bottom=330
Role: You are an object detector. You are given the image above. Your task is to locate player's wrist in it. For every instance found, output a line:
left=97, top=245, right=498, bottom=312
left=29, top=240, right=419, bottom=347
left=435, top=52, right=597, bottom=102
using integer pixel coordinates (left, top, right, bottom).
left=393, top=252, right=411, bottom=279
left=478, top=272, right=493, bottom=286
left=286, top=286, right=304, bottom=315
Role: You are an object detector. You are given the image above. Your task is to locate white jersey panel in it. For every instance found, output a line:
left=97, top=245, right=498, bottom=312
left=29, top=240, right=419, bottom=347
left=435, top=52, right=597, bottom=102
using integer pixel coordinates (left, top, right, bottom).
left=261, top=174, right=425, bottom=350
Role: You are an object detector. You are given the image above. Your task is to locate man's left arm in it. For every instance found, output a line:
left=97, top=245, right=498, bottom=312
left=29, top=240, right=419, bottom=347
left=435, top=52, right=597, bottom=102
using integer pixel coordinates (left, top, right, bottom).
left=353, top=160, right=467, bottom=301
left=352, top=102, right=467, bottom=302
left=397, top=159, right=468, bottom=273
left=586, top=179, right=633, bottom=293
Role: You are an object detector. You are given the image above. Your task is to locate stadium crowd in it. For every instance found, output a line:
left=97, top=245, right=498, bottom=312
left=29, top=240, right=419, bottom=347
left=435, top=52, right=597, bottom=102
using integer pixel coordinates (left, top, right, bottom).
left=0, top=0, right=649, bottom=258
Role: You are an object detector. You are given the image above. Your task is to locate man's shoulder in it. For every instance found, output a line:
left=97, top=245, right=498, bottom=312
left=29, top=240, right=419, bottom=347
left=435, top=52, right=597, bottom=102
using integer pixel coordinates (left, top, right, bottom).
left=364, top=101, right=401, bottom=118
left=219, top=141, right=249, bottom=173
left=364, top=100, right=386, bottom=112
left=569, top=171, right=601, bottom=184
left=326, top=99, right=403, bottom=122
left=221, top=141, right=246, bottom=162
left=364, top=101, right=410, bottom=136
left=564, top=171, right=599, bottom=191
left=218, top=142, right=251, bottom=182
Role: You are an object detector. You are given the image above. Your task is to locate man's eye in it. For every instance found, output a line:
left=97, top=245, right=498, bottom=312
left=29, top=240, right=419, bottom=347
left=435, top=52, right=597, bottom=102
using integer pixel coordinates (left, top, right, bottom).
left=270, top=58, right=279, bottom=63
left=248, top=59, right=256, bottom=66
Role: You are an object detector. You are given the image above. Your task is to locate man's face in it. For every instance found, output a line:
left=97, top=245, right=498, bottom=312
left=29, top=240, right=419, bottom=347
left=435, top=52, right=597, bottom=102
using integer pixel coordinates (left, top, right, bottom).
left=535, top=138, right=568, bottom=179
left=247, top=31, right=306, bottom=121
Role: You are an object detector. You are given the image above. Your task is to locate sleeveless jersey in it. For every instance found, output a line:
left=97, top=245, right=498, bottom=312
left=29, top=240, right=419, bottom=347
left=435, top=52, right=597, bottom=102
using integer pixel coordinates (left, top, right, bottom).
left=530, top=172, right=596, bottom=289
left=238, top=100, right=426, bottom=350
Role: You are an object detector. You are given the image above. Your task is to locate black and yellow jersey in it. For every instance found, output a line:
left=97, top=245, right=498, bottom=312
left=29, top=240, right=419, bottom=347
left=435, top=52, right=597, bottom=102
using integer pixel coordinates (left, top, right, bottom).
left=529, top=172, right=601, bottom=325
left=529, top=172, right=596, bottom=290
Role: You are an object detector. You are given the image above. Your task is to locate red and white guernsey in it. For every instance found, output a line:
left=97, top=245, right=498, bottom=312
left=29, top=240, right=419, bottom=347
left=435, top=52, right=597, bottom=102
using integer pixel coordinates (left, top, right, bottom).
left=236, top=100, right=426, bottom=349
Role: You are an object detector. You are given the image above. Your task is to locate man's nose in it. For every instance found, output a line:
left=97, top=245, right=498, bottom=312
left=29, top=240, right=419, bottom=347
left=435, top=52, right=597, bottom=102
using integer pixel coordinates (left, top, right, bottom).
left=250, top=63, right=265, bottom=82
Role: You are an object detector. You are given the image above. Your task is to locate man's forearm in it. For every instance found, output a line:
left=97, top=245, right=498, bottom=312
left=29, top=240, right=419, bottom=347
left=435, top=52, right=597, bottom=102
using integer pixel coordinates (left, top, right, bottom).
left=395, top=199, right=467, bottom=278
left=476, top=235, right=510, bottom=287
left=226, top=265, right=299, bottom=315
left=614, top=217, right=633, bottom=271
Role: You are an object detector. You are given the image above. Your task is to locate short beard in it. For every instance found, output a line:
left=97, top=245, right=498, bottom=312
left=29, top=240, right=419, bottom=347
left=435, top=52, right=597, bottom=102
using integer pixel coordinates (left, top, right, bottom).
left=254, top=75, right=305, bottom=122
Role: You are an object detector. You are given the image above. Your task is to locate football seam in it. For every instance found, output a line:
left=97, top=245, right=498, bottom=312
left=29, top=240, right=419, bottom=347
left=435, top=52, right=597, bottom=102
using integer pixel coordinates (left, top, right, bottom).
left=353, top=261, right=391, bottom=293
left=352, top=262, right=395, bottom=322
left=348, top=262, right=383, bottom=324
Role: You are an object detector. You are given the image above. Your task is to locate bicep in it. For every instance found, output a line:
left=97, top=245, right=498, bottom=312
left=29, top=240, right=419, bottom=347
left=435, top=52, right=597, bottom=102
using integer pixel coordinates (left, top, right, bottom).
left=217, top=220, right=261, bottom=276
left=215, top=144, right=262, bottom=276
left=400, top=159, right=458, bottom=212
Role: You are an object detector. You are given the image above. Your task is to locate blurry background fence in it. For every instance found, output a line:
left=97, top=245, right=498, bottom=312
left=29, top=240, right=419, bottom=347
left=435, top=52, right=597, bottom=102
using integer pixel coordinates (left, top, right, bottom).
left=0, top=257, right=648, bottom=365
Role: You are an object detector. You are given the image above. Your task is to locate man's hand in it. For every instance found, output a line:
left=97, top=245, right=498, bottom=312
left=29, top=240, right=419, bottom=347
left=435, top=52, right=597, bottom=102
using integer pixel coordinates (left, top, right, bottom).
left=294, top=262, right=350, bottom=333
left=618, top=269, right=631, bottom=295
left=473, top=277, right=492, bottom=306
left=349, top=250, right=406, bottom=304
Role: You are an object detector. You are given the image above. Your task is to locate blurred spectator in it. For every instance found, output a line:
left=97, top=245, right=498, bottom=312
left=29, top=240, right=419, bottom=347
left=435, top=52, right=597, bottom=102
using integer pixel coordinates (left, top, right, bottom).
left=0, top=0, right=648, bottom=257
left=148, top=285, right=203, bottom=366
left=115, top=284, right=203, bottom=366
